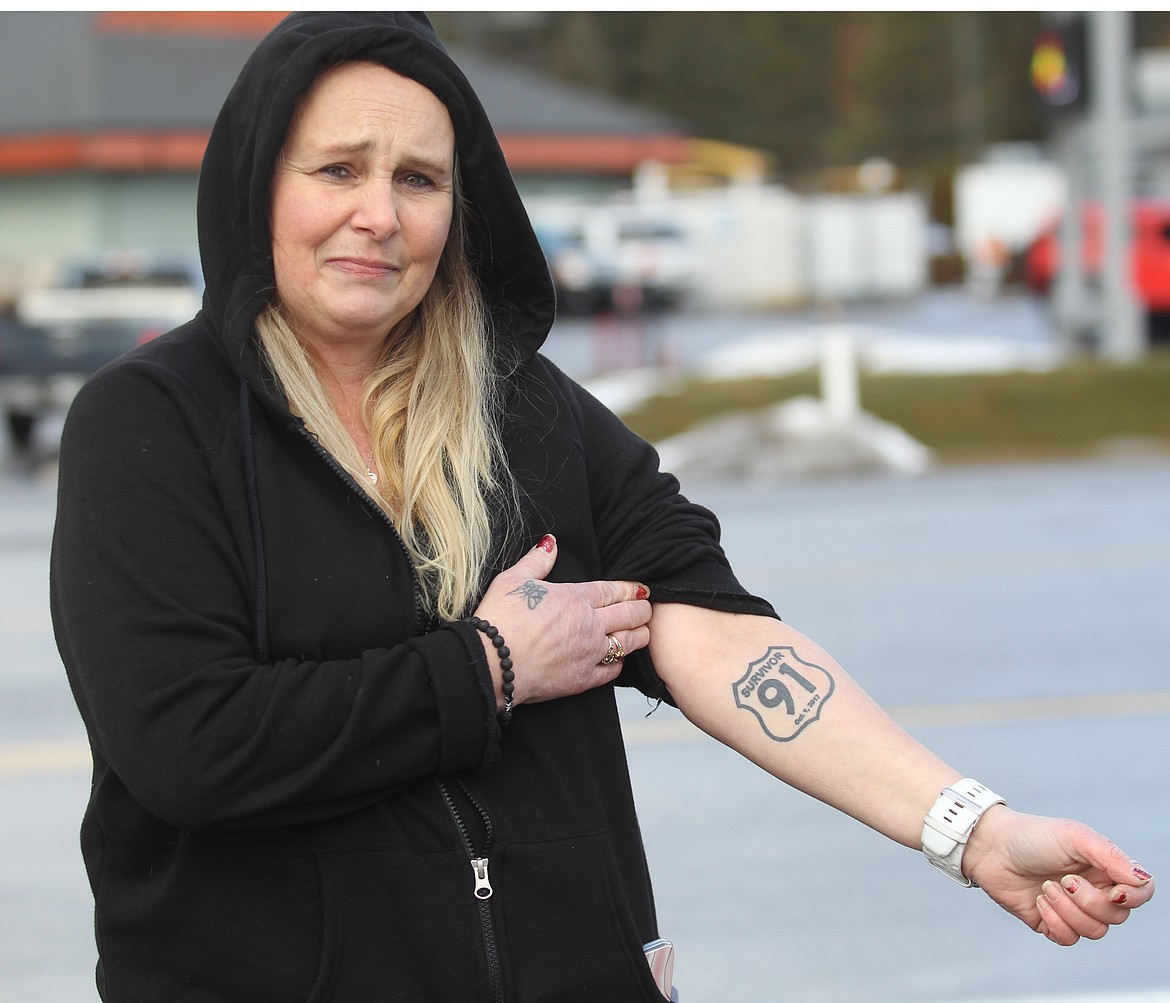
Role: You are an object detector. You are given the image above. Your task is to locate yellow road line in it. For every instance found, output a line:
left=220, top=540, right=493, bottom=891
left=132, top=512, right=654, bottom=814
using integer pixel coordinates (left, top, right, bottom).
left=889, top=690, right=1170, bottom=728
left=4, top=691, right=1169, bottom=776
left=620, top=690, right=1170, bottom=745
left=0, top=739, right=91, bottom=776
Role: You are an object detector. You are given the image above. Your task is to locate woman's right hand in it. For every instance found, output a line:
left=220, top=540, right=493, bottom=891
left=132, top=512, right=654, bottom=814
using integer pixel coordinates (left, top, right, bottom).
left=470, top=534, right=651, bottom=710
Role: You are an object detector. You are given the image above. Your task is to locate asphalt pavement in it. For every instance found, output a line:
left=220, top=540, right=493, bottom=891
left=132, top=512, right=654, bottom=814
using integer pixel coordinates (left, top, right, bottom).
left=3, top=457, right=1167, bottom=1003
left=620, top=460, right=1170, bottom=1002
left=1, top=290, right=1167, bottom=1002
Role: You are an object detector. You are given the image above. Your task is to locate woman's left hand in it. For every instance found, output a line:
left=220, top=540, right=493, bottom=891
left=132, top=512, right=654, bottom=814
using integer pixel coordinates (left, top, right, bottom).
left=963, top=806, right=1155, bottom=945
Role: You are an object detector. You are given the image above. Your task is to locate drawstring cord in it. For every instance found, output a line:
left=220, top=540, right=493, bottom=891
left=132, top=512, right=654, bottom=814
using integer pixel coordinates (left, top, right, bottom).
left=239, top=378, right=270, bottom=662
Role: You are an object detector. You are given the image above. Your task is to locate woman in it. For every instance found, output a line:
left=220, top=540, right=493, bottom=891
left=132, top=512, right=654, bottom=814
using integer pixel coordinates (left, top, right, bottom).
left=51, top=12, right=1152, bottom=1003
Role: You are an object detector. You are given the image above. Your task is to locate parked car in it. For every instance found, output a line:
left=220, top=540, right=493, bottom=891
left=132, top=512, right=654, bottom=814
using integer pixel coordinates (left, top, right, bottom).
left=611, top=218, right=694, bottom=312
left=534, top=225, right=617, bottom=316
left=535, top=215, right=695, bottom=317
left=1, top=251, right=202, bottom=456
left=1025, top=200, right=1170, bottom=344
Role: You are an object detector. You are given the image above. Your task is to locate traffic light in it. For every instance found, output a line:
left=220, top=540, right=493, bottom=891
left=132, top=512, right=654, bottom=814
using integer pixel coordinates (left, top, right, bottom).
left=1031, top=15, right=1088, bottom=111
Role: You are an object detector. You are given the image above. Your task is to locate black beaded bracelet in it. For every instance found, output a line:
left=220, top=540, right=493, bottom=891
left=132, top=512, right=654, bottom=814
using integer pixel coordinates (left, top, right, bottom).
left=467, top=616, right=515, bottom=725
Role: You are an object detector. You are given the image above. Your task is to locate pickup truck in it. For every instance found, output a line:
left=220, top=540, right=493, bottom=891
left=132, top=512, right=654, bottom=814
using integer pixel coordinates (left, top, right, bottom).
left=0, top=253, right=202, bottom=457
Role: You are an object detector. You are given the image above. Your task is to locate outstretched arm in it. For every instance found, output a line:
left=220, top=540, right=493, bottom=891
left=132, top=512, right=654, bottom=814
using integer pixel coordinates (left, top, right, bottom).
left=648, top=603, right=1154, bottom=944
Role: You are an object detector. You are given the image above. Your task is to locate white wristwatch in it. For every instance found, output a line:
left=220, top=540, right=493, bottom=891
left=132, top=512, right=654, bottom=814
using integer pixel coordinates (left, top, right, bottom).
left=921, top=778, right=1006, bottom=887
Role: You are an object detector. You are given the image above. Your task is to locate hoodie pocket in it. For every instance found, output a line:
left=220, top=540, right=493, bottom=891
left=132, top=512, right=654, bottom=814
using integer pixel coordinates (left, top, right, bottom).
left=305, top=846, right=485, bottom=1003
left=498, top=832, right=671, bottom=1003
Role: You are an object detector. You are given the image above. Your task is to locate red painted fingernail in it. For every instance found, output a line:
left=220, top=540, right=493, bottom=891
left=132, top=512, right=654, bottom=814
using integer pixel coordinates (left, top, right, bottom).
left=635, top=585, right=649, bottom=600
left=1112, top=890, right=1129, bottom=905
left=1133, top=865, right=1152, bottom=882
left=537, top=534, right=555, bottom=553
left=1061, top=876, right=1079, bottom=894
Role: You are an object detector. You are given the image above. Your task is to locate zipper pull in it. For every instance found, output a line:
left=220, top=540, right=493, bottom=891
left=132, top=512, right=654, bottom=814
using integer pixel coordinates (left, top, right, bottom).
left=471, top=857, right=493, bottom=900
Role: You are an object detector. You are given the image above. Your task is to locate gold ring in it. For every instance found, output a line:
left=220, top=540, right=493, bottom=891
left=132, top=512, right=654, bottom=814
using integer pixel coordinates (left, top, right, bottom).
left=599, top=633, right=625, bottom=666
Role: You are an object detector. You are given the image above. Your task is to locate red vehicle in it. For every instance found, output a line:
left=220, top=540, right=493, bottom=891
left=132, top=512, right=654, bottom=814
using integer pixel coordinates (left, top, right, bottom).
left=1025, top=200, right=1170, bottom=342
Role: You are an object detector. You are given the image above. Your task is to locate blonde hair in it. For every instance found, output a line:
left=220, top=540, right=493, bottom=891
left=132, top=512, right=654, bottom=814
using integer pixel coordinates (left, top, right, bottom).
left=257, top=198, right=516, bottom=621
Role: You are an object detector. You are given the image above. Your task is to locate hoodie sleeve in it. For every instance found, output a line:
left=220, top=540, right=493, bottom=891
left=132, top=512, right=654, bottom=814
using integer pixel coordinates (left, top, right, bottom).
left=527, top=357, right=779, bottom=703
left=51, top=347, right=500, bottom=835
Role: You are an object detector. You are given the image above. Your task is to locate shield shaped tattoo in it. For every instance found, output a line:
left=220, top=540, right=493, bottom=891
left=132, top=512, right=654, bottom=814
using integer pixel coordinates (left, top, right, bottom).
left=732, top=645, right=835, bottom=742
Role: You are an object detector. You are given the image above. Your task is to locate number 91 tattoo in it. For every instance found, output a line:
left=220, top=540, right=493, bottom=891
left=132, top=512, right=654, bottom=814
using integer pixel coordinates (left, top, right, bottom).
left=732, top=645, right=835, bottom=742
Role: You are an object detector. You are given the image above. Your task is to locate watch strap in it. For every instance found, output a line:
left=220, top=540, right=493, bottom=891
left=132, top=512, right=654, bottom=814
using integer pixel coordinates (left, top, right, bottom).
left=921, top=779, right=1006, bottom=887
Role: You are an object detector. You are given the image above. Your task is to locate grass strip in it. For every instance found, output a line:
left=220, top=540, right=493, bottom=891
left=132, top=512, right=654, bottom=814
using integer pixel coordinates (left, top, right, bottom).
left=620, top=353, right=1170, bottom=463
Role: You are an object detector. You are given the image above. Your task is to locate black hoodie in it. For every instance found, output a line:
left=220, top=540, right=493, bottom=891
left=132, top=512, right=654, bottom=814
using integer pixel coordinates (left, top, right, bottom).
left=51, top=12, right=775, bottom=1002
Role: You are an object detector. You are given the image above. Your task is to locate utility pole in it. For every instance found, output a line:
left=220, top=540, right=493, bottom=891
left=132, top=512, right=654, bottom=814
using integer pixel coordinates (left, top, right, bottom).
left=1051, top=117, right=1090, bottom=352
left=1093, top=10, right=1144, bottom=362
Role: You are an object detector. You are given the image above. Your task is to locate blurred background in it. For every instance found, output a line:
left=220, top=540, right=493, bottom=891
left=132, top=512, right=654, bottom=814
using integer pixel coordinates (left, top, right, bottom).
left=0, top=11, right=1167, bottom=1003
left=1, top=10, right=1169, bottom=463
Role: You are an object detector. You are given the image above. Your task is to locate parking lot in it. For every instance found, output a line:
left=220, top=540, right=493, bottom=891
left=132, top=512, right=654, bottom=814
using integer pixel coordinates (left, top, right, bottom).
left=2, top=451, right=1168, bottom=1002
left=625, top=459, right=1170, bottom=1001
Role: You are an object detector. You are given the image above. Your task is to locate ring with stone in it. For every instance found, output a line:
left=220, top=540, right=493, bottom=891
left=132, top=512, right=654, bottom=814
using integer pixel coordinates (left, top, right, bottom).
left=599, top=633, right=625, bottom=666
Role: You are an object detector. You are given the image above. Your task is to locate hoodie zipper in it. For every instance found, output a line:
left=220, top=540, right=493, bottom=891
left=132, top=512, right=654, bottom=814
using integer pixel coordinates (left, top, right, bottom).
left=438, top=778, right=504, bottom=1003
left=292, top=421, right=500, bottom=992
left=292, top=421, right=431, bottom=633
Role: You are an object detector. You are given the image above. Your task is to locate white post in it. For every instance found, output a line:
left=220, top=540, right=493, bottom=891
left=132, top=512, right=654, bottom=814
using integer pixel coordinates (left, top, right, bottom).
left=820, top=327, right=860, bottom=426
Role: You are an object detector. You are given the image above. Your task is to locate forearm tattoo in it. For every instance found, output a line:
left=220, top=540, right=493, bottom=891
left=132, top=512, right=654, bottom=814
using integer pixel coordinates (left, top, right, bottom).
left=508, top=579, right=549, bottom=610
left=733, top=645, right=836, bottom=742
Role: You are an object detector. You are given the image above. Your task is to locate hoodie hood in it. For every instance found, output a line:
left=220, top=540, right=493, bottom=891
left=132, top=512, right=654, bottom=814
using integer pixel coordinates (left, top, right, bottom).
left=196, top=11, right=555, bottom=380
